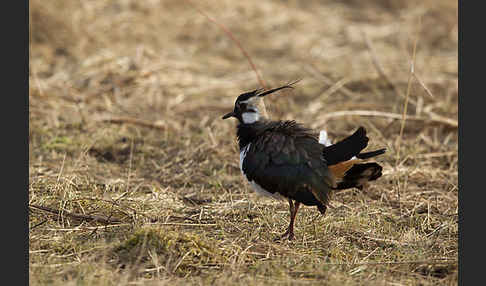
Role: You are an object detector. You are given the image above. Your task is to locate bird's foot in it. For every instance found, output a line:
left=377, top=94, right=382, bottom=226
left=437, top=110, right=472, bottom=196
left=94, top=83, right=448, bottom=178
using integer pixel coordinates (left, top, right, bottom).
left=274, top=228, right=295, bottom=241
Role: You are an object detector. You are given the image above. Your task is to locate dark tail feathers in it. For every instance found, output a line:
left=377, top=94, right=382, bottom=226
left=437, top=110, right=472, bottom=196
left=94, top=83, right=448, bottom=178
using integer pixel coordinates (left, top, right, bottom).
left=323, top=127, right=387, bottom=165
left=356, top=148, right=386, bottom=160
left=323, top=127, right=369, bottom=165
left=334, top=162, right=383, bottom=190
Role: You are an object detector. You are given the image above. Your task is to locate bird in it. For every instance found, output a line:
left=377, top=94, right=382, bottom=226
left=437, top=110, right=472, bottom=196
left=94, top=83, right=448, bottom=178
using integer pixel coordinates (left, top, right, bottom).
left=222, top=81, right=386, bottom=240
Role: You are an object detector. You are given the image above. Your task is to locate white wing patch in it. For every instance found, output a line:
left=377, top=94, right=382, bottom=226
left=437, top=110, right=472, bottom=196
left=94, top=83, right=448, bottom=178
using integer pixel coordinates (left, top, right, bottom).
left=239, top=144, right=283, bottom=200
left=239, top=144, right=250, bottom=174
left=319, top=130, right=332, bottom=146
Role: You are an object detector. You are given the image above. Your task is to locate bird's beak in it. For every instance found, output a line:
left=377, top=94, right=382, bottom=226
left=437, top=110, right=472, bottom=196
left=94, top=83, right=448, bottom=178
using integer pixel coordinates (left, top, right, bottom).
left=222, top=111, right=236, bottom=120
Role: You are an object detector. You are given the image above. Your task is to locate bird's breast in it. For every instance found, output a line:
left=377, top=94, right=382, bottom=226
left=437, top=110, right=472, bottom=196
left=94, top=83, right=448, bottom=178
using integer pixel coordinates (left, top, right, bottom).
left=239, top=143, right=284, bottom=200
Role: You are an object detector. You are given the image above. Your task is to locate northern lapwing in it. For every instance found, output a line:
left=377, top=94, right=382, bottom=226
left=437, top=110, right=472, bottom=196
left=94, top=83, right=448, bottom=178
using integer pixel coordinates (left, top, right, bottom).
left=222, top=81, right=386, bottom=240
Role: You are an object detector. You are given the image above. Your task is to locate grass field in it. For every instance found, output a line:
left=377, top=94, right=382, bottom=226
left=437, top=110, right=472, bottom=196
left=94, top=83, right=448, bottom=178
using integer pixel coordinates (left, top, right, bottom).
left=29, top=0, right=458, bottom=285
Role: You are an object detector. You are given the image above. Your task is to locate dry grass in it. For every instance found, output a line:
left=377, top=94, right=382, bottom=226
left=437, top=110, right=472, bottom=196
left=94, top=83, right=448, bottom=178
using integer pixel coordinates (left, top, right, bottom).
left=29, top=0, right=458, bottom=285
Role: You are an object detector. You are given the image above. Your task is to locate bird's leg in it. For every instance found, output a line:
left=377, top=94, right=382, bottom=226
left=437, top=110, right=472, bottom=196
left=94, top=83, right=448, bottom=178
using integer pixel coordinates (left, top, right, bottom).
left=288, top=202, right=301, bottom=240
left=278, top=199, right=301, bottom=241
left=277, top=199, right=294, bottom=240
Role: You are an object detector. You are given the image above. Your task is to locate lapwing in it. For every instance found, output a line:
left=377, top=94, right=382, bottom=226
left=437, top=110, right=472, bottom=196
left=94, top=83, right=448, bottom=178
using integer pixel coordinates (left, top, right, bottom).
left=222, top=81, right=386, bottom=240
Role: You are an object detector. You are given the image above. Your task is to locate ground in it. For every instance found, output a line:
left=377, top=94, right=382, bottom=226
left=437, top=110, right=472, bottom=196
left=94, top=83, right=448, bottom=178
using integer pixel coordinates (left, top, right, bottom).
left=29, top=0, right=458, bottom=285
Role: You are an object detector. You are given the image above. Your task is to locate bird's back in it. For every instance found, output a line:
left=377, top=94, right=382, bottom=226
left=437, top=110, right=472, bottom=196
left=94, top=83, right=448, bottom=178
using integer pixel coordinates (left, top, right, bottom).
left=238, top=120, right=335, bottom=209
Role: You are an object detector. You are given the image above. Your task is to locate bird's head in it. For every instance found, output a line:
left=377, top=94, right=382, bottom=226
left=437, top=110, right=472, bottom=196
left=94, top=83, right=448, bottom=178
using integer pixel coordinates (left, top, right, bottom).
left=222, top=80, right=300, bottom=124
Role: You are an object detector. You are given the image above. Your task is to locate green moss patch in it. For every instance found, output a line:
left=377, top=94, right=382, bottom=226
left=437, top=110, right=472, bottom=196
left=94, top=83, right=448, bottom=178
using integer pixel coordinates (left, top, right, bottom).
left=111, top=227, right=223, bottom=276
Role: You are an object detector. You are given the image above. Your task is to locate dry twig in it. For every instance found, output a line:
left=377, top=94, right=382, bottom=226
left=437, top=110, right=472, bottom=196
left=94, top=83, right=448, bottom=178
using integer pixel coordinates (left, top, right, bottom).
left=317, top=110, right=457, bottom=128
left=184, top=0, right=270, bottom=117
left=98, top=116, right=166, bottom=130
left=29, top=204, right=121, bottom=224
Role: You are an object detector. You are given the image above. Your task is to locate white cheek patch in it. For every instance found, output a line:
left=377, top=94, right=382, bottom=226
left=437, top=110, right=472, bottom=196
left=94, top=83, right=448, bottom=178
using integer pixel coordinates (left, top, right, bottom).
left=242, top=112, right=260, bottom=124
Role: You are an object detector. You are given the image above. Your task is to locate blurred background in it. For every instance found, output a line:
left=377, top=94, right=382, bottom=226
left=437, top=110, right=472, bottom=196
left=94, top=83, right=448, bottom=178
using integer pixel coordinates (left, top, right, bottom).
left=29, top=0, right=457, bottom=132
left=29, top=0, right=458, bottom=284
